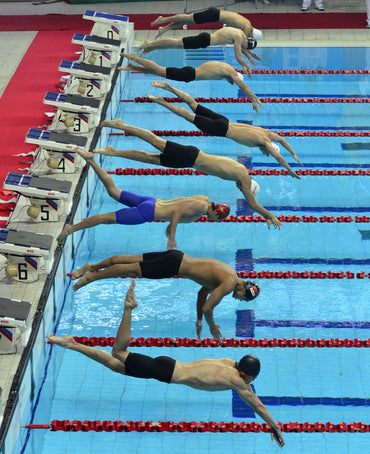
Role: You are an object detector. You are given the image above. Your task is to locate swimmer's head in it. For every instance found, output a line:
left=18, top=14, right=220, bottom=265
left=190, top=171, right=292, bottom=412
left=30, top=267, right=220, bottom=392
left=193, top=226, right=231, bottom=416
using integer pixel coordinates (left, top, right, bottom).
left=244, top=280, right=260, bottom=301
left=236, top=354, right=261, bottom=380
left=212, top=203, right=230, bottom=220
left=247, top=37, right=257, bottom=50
left=250, top=179, right=260, bottom=195
left=271, top=143, right=281, bottom=153
left=252, top=28, right=263, bottom=41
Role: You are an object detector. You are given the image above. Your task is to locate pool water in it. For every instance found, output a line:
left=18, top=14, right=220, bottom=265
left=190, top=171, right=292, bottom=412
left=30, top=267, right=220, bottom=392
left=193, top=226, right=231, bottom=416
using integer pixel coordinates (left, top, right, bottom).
left=22, top=47, right=370, bottom=454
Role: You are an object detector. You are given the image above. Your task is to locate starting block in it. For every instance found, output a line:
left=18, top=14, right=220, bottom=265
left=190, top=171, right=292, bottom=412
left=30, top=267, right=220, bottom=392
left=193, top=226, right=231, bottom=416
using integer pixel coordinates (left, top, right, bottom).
left=0, top=228, right=54, bottom=282
left=0, top=297, right=32, bottom=352
left=3, top=172, right=73, bottom=222
left=73, top=33, right=122, bottom=67
left=60, top=61, right=111, bottom=98
left=25, top=129, right=87, bottom=152
left=44, top=92, right=100, bottom=133
left=44, top=92, right=100, bottom=113
left=83, top=10, right=129, bottom=41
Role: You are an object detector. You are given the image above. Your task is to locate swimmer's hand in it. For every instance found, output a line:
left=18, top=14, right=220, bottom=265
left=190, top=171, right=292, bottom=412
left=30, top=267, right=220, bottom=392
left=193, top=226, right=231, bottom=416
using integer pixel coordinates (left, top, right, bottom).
left=196, top=320, right=202, bottom=338
left=246, top=50, right=261, bottom=63
left=243, top=65, right=252, bottom=79
left=270, top=425, right=285, bottom=448
left=210, top=323, right=221, bottom=341
left=293, top=154, right=304, bottom=166
left=167, top=238, right=177, bottom=250
left=266, top=215, right=283, bottom=230
left=289, top=169, right=301, bottom=180
left=252, top=98, right=264, bottom=113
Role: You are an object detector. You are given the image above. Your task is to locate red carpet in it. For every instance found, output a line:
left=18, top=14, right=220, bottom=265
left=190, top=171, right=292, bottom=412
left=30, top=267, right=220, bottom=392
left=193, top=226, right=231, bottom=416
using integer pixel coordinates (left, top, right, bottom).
left=0, top=12, right=367, bottom=31
left=0, top=31, right=80, bottom=225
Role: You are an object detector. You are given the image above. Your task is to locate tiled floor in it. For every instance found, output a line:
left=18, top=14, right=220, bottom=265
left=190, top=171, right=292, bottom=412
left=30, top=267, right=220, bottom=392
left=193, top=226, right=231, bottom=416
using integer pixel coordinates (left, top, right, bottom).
left=0, top=0, right=369, bottom=442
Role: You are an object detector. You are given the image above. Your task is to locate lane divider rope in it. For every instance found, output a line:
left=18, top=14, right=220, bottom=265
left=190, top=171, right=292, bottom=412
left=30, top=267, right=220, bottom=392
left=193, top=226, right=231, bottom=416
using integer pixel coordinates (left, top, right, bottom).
left=25, top=420, right=370, bottom=433
left=54, top=336, right=370, bottom=348
left=107, top=168, right=370, bottom=176
left=124, top=96, right=370, bottom=104
left=67, top=271, right=370, bottom=279
left=109, top=130, right=370, bottom=137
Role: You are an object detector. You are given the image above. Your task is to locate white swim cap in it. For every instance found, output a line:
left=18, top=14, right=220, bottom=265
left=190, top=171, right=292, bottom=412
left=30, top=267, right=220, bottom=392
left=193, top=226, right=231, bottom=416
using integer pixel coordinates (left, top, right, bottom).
left=271, top=143, right=281, bottom=153
left=253, top=28, right=263, bottom=41
left=250, top=179, right=260, bottom=195
left=237, top=72, right=244, bottom=82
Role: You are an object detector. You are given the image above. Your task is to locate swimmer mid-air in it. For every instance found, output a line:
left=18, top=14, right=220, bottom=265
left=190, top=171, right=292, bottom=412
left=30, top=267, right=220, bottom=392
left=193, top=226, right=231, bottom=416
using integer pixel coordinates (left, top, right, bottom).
left=71, top=250, right=260, bottom=340
left=148, top=81, right=303, bottom=178
left=58, top=147, right=230, bottom=250
left=138, top=27, right=261, bottom=77
left=151, top=7, right=262, bottom=41
left=95, top=120, right=282, bottom=229
left=118, top=53, right=263, bottom=113
left=47, top=280, right=284, bottom=447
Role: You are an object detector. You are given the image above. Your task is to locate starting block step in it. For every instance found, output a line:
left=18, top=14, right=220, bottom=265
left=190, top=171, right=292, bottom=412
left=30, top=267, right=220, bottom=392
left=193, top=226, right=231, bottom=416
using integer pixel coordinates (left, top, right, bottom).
left=83, top=10, right=128, bottom=25
left=44, top=92, right=100, bottom=113
left=59, top=60, right=111, bottom=78
left=0, top=297, right=31, bottom=327
left=72, top=33, right=121, bottom=52
left=25, top=128, right=87, bottom=151
left=0, top=229, right=53, bottom=256
left=0, top=297, right=32, bottom=350
left=4, top=172, right=72, bottom=200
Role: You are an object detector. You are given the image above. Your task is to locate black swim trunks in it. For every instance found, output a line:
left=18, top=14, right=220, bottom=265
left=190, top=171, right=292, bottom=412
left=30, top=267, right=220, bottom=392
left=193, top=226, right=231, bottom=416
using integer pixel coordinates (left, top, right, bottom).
left=140, top=250, right=184, bottom=279
left=160, top=140, right=200, bottom=168
left=182, top=32, right=211, bottom=50
left=193, top=7, right=220, bottom=24
left=124, top=352, right=176, bottom=383
left=165, top=66, right=196, bottom=83
left=193, top=104, right=229, bottom=137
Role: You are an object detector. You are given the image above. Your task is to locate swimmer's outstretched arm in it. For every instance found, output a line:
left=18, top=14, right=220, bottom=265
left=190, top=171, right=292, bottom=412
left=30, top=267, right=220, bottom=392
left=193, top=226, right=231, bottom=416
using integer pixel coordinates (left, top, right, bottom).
left=232, top=36, right=252, bottom=78
left=237, top=178, right=283, bottom=229
left=231, top=72, right=263, bottom=113
left=264, top=143, right=301, bottom=179
left=270, top=132, right=304, bottom=166
left=234, top=386, right=285, bottom=448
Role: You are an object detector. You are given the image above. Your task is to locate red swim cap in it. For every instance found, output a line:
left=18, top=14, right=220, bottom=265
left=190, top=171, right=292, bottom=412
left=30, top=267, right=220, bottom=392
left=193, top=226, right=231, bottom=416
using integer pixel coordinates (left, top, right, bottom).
left=214, top=203, right=230, bottom=220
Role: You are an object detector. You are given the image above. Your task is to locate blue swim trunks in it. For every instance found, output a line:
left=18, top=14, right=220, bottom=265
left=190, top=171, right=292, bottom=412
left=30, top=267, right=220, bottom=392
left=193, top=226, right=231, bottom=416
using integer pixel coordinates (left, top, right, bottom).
left=115, top=191, right=156, bottom=225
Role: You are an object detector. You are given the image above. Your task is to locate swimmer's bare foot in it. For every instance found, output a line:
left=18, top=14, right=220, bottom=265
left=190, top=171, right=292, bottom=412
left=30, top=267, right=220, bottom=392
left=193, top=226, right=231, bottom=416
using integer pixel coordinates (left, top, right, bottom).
left=57, top=224, right=72, bottom=241
left=72, top=272, right=94, bottom=292
left=118, top=63, right=135, bottom=71
left=75, top=147, right=94, bottom=161
left=93, top=145, right=116, bottom=156
left=124, top=279, right=138, bottom=310
left=151, top=81, right=172, bottom=91
left=47, top=334, right=77, bottom=349
left=137, top=40, right=148, bottom=51
left=147, top=94, right=165, bottom=105
left=100, top=119, right=125, bottom=130
left=71, top=263, right=91, bottom=280
left=155, top=27, right=167, bottom=39
left=151, top=16, right=165, bottom=27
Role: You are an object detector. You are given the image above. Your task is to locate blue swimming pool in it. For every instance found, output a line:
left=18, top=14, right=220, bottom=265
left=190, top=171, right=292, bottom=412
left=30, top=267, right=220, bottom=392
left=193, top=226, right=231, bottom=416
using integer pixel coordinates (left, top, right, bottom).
left=17, top=47, right=370, bottom=454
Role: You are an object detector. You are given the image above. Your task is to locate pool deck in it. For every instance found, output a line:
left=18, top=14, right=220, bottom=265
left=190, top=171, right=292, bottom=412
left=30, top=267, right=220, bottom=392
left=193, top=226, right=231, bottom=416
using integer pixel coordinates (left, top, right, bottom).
left=0, top=0, right=369, bottom=446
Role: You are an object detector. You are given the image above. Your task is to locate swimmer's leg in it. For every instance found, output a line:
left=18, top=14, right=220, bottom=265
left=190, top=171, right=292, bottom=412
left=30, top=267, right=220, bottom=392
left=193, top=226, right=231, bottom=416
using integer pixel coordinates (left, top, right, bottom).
left=151, top=13, right=193, bottom=27
left=147, top=94, right=195, bottom=123
left=57, top=212, right=116, bottom=241
left=100, top=120, right=167, bottom=153
left=71, top=254, right=143, bottom=291
left=112, top=279, right=138, bottom=363
left=138, top=38, right=183, bottom=56
left=46, top=334, right=125, bottom=373
left=76, top=147, right=121, bottom=201
left=120, top=53, right=167, bottom=78
left=151, top=81, right=198, bottom=112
